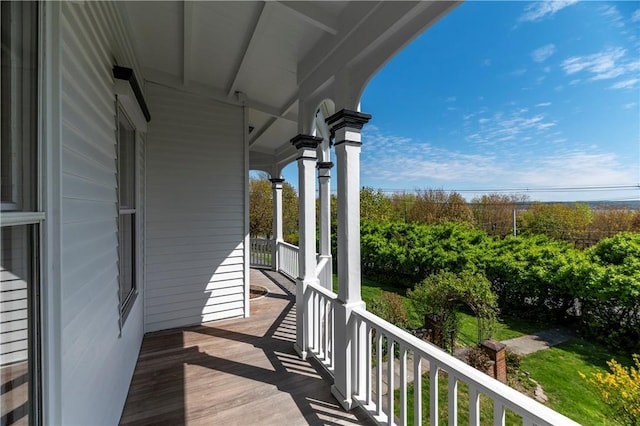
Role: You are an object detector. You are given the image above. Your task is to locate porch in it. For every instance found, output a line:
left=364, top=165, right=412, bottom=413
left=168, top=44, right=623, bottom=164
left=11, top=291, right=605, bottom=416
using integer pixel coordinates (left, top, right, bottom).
left=119, top=268, right=372, bottom=425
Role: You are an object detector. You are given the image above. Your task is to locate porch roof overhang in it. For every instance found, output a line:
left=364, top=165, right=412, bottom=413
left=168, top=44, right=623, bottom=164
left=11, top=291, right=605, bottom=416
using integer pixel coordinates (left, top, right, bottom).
left=119, top=1, right=460, bottom=175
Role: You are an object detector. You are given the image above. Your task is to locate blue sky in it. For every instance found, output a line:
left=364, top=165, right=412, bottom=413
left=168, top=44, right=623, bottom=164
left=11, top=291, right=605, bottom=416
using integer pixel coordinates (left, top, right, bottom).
left=282, top=0, right=640, bottom=202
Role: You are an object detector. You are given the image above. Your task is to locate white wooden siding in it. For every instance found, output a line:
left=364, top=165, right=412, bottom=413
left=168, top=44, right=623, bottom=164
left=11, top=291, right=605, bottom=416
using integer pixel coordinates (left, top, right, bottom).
left=59, top=2, right=144, bottom=425
left=145, top=83, right=246, bottom=332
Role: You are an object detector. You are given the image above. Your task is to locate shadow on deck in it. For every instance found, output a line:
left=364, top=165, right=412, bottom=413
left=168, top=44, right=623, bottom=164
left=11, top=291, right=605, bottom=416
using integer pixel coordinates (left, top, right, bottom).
left=120, top=269, right=373, bottom=425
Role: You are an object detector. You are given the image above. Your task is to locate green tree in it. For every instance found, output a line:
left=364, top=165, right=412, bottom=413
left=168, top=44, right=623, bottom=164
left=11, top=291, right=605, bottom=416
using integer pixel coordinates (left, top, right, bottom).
left=360, top=186, right=393, bottom=221
left=408, top=189, right=473, bottom=225
left=519, top=202, right=593, bottom=243
left=249, top=175, right=298, bottom=242
left=471, top=193, right=528, bottom=237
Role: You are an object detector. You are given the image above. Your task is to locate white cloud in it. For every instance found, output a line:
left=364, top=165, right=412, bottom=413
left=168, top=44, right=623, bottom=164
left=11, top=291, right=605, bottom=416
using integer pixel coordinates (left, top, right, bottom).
left=531, top=44, right=556, bottom=62
left=536, top=102, right=552, bottom=107
left=610, top=78, right=639, bottom=89
left=560, top=47, right=640, bottom=82
left=515, top=151, right=636, bottom=188
left=623, top=102, right=638, bottom=109
left=446, top=96, right=457, bottom=102
left=519, top=0, right=578, bottom=23
left=482, top=59, right=492, bottom=67
left=600, top=5, right=624, bottom=28
left=632, top=10, right=640, bottom=23
left=361, top=127, right=636, bottom=201
left=511, top=68, right=527, bottom=76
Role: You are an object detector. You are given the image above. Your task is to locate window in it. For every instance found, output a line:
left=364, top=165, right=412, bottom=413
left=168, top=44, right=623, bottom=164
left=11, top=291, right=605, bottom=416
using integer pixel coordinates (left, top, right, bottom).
left=1, top=2, right=41, bottom=425
left=117, top=106, right=137, bottom=324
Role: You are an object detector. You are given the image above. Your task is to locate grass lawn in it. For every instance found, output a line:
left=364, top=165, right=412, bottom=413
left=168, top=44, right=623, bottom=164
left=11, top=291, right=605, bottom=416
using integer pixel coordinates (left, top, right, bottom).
left=519, top=338, right=632, bottom=425
left=394, top=374, right=523, bottom=425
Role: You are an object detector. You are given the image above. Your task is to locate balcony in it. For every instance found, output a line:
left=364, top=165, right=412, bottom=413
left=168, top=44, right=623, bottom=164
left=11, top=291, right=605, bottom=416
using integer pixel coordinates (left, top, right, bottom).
left=120, top=268, right=372, bottom=425
left=121, top=240, right=579, bottom=425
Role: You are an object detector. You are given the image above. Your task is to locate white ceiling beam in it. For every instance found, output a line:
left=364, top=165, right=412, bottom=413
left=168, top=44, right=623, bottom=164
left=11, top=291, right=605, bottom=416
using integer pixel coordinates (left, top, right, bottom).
left=299, top=2, right=430, bottom=98
left=144, top=69, right=296, bottom=122
left=182, top=1, right=193, bottom=87
left=276, top=2, right=338, bottom=35
left=297, top=1, right=384, bottom=87
left=249, top=93, right=299, bottom=147
left=226, top=2, right=273, bottom=98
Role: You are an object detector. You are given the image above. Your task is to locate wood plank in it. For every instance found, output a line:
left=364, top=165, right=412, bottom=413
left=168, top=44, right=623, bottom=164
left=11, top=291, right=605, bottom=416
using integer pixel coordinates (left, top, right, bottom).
left=121, top=269, right=374, bottom=426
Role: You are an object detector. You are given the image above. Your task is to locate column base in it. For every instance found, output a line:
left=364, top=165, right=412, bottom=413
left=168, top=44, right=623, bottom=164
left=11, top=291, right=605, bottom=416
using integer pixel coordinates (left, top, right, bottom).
left=331, top=384, right=355, bottom=411
left=293, top=343, right=308, bottom=360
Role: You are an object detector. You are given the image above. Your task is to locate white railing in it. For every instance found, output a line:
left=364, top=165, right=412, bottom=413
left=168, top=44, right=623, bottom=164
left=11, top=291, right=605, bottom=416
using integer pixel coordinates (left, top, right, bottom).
left=305, top=282, right=337, bottom=372
left=350, top=308, right=580, bottom=426
left=278, top=241, right=299, bottom=280
left=250, top=238, right=274, bottom=268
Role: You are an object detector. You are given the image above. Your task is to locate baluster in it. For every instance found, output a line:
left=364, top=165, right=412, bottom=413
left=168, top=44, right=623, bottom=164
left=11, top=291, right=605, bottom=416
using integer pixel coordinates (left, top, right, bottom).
left=448, top=373, right=457, bottom=426
left=493, top=401, right=505, bottom=426
left=365, top=323, right=372, bottom=406
left=469, top=385, right=480, bottom=426
left=430, top=363, right=439, bottom=425
left=399, top=345, right=408, bottom=426
left=376, top=330, right=383, bottom=417
left=413, top=354, right=422, bottom=425
left=387, top=335, right=394, bottom=425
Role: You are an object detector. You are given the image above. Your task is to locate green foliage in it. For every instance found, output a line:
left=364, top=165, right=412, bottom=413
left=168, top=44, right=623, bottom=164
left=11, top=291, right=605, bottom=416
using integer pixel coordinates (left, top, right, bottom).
left=249, top=176, right=298, bottom=239
left=519, top=202, right=594, bottom=243
left=579, top=233, right=640, bottom=352
left=360, top=186, right=393, bottom=222
left=580, top=354, right=640, bottom=426
left=361, top=220, right=489, bottom=285
left=368, top=291, right=409, bottom=328
left=480, top=235, right=585, bottom=322
left=408, top=271, right=498, bottom=351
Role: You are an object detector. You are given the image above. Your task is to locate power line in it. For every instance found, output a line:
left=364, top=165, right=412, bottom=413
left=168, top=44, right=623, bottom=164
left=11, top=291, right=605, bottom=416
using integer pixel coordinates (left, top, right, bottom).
left=368, top=184, right=640, bottom=194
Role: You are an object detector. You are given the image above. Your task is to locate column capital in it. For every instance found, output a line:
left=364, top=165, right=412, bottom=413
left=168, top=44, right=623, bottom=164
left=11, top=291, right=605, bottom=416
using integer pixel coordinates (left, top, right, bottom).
left=290, top=134, right=322, bottom=151
left=269, top=178, right=285, bottom=184
left=325, top=109, right=372, bottom=133
left=316, top=161, right=334, bottom=170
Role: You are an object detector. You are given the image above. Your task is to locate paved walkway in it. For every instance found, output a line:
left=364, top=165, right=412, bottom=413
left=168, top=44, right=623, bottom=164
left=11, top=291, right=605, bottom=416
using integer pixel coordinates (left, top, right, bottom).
left=501, top=328, right=577, bottom=355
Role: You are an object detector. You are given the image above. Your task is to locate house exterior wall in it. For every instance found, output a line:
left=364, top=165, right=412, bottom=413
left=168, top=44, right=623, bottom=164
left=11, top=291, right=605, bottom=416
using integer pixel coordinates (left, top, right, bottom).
left=59, top=2, right=144, bottom=424
left=144, top=83, right=247, bottom=332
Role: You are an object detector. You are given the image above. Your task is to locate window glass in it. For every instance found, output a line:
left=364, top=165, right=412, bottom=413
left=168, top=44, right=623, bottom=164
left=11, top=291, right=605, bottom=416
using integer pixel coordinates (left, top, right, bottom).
left=1, top=225, right=37, bottom=425
left=118, top=111, right=135, bottom=210
left=1, top=2, right=38, bottom=212
left=117, top=107, right=136, bottom=321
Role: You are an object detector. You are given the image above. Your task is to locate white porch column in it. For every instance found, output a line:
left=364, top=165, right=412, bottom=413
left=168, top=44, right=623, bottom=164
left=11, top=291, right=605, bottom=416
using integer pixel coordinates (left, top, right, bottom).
left=326, top=109, right=372, bottom=410
left=270, top=178, right=284, bottom=272
left=291, top=134, right=322, bottom=359
left=317, top=161, right=333, bottom=291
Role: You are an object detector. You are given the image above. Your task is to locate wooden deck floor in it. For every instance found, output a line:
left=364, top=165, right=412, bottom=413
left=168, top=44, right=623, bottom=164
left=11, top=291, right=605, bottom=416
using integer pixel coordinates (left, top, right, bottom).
left=120, top=269, right=373, bottom=425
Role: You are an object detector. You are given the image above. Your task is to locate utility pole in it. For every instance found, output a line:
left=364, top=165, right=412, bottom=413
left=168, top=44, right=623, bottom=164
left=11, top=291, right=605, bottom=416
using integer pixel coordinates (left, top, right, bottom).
left=512, top=208, right=517, bottom=236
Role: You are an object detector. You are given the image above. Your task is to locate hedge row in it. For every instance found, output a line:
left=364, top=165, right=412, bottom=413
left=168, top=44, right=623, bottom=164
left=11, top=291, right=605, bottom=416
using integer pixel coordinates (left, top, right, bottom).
left=359, top=220, right=640, bottom=352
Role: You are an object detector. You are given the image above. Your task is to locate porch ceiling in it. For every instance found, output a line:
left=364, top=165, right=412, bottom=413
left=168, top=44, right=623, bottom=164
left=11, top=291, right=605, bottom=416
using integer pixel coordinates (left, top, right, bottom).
left=120, top=1, right=460, bottom=172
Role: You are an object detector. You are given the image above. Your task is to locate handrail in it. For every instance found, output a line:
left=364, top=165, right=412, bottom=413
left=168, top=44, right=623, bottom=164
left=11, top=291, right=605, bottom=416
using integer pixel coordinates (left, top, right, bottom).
left=352, top=307, right=580, bottom=426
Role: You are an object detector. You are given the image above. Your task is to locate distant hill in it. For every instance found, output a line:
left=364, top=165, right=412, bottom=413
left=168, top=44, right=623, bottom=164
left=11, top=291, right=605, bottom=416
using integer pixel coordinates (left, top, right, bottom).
left=516, top=200, right=640, bottom=211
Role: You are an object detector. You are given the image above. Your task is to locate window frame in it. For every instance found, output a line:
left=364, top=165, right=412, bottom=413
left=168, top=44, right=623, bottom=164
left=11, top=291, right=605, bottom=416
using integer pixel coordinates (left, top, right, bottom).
left=0, top=2, right=43, bottom=424
left=116, top=102, right=138, bottom=326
